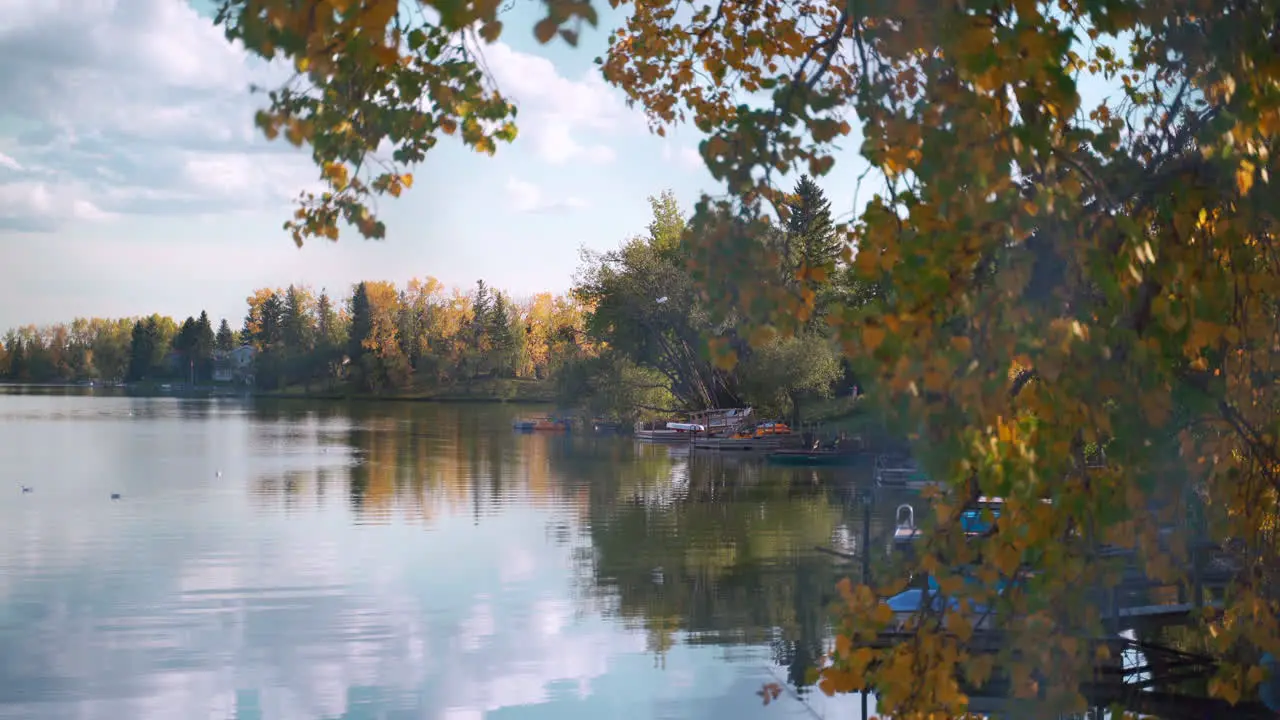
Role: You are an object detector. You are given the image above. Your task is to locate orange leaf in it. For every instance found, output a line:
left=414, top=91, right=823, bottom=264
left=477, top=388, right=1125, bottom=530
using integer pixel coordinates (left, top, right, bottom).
left=533, top=18, right=557, bottom=44
left=862, top=325, right=886, bottom=351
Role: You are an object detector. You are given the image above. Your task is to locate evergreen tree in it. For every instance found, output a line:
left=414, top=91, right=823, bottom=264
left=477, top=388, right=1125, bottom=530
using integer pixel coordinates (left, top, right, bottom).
left=173, top=316, right=199, bottom=381
left=347, top=282, right=372, bottom=363
left=196, top=312, right=215, bottom=356
left=785, top=175, right=840, bottom=274
left=240, top=309, right=256, bottom=348
left=5, top=335, right=26, bottom=382
left=488, top=293, right=517, bottom=376
left=783, top=176, right=842, bottom=331
left=281, top=285, right=315, bottom=354
left=126, top=319, right=156, bottom=382
left=174, top=317, right=197, bottom=356
left=314, top=290, right=344, bottom=388
left=259, top=293, right=284, bottom=348
left=472, top=279, right=491, bottom=335
left=216, top=318, right=235, bottom=351
left=316, top=291, right=341, bottom=347
left=194, top=311, right=216, bottom=381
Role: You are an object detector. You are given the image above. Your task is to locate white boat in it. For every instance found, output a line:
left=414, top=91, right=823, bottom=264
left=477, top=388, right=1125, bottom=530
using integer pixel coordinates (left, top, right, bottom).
left=634, top=408, right=754, bottom=443
left=633, top=420, right=694, bottom=442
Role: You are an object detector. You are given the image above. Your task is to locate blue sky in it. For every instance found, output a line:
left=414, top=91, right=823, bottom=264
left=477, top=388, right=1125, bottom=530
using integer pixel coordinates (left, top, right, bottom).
left=0, top=0, right=876, bottom=332
left=0, top=1, right=1124, bottom=333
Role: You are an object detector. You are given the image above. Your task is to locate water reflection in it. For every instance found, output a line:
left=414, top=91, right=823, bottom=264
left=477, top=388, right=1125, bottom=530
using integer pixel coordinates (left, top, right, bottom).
left=0, top=393, right=904, bottom=719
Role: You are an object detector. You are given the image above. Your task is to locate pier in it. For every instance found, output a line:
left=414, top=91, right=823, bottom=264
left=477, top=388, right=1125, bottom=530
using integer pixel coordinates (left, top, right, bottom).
left=829, top=478, right=1272, bottom=719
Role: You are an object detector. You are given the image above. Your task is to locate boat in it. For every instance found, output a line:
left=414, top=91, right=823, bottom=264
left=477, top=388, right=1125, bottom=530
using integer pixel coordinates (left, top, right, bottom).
left=766, top=448, right=862, bottom=466
left=512, top=417, right=571, bottom=432
left=893, top=496, right=1050, bottom=547
left=692, top=418, right=798, bottom=452
left=633, top=420, right=703, bottom=442
left=688, top=407, right=755, bottom=435
left=591, top=419, right=624, bottom=433
left=874, top=454, right=936, bottom=489
left=884, top=587, right=993, bottom=632
left=884, top=572, right=1020, bottom=631
left=691, top=435, right=788, bottom=451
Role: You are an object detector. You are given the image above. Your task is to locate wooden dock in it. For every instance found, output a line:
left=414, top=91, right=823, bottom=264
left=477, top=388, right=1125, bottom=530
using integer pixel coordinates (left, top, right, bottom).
left=690, top=436, right=790, bottom=452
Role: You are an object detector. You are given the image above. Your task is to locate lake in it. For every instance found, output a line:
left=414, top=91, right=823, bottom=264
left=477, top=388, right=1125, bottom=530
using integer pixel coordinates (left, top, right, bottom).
left=0, top=389, right=909, bottom=720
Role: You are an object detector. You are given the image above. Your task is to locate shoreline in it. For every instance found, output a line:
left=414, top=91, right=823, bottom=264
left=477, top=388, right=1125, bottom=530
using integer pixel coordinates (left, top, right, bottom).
left=250, top=391, right=555, bottom=404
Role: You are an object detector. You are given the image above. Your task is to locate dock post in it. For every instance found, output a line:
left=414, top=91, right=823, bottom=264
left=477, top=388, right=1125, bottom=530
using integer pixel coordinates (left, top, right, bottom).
left=856, top=487, right=873, bottom=720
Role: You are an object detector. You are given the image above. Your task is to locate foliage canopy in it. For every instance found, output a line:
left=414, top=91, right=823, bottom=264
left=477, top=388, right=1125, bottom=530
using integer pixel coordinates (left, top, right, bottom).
left=221, top=0, right=1280, bottom=715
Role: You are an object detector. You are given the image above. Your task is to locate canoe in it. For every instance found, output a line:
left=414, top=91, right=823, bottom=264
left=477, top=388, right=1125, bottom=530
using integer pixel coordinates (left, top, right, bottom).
left=766, top=448, right=862, bottom=466
left=691, top=436, right=787, bottom=452
left=634, top=429, right=693, bottom=442
left=513, top=418, right=570, bottom=432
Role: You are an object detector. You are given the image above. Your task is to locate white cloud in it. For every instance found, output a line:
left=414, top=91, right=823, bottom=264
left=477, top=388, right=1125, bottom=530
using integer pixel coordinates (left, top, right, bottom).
left=483, top=41, right=639, bottom=166
left=505, top=176, right=588, bottom=214
left=0, top=180, right=111, bottom=231
left=662, top=143, right=704, bottom=171
left=0, top=0, right=313, bottom=231
left=0, top=1, right=644, bottom=233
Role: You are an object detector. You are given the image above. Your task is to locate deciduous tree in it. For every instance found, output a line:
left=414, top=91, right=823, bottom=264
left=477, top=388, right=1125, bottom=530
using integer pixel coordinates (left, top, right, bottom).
left=221, top=0, right=1280, bottom=714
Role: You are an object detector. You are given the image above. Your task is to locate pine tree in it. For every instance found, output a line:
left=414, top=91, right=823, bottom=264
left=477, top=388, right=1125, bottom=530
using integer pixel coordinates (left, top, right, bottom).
left=6, top=336, right=26, bottom=382
left=472, top=279, right=491, bottom=337
left=316, top=291, right=339, bottom=346
left=314, top=290, right=344, bottom=388
left=347, top=282, right=372, bottom=363
left=488, top=293, right=517, bottom=376
left=783, top=176, right=842, bottom=332
left=126, top=319, right=155, bottom=382
left=785, top=175, right=840, bottom=274
left=216, top=319, right=235, bottom=351
left=281, top=285, right=315, bottom=354
left=259, top=293, right=284, bottom=347
left=194, top=311, right=216, bottom=381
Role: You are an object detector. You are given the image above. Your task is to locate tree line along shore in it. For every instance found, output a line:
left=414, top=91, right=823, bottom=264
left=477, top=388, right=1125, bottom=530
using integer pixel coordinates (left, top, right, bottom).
left=1, top=181, right=870, bottom=429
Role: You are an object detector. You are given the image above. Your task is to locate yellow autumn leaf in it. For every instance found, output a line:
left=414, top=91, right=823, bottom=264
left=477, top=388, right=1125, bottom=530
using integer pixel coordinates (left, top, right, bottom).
left=871, top=602, right=895, bottom=626
left=712, top=348, right=739, bottom=371
left=862, top=325, right=886, bottom=351
left=1237, top=159, right=1256, bottom=195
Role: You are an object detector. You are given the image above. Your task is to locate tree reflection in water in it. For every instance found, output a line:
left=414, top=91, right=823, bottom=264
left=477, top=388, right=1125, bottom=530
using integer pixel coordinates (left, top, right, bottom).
left=244, top=401, right=917, bottom=697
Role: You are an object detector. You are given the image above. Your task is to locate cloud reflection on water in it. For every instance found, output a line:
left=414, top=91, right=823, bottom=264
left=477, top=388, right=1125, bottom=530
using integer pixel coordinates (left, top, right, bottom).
left=0, top=395, right=875, bottom=720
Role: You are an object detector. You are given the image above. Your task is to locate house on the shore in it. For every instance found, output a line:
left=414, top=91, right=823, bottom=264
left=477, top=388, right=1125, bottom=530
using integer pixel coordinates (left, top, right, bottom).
left=213, top=345, right=257, bottom=386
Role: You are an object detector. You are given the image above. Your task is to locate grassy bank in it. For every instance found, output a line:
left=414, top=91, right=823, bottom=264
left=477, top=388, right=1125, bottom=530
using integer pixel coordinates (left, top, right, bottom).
left=253, top=377, right=557, bottom=404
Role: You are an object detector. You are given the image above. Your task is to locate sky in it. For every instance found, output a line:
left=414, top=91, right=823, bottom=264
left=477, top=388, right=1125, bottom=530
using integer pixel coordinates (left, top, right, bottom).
left=0, top=0, right=878, bottom=332
left=0, top=1, right=1125, bottom=334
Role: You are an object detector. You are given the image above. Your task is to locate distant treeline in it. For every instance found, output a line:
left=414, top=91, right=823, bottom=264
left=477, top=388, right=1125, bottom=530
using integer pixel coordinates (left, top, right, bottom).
left=0, top=280, right=591, bottom=392
left=2, top=178, right=871, bottom=420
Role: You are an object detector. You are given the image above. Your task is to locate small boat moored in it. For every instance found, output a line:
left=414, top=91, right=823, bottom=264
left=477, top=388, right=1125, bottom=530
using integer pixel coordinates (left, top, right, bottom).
left=633, top=420, right=704, bottom=442
left=513, top=417, right=571, bottom=432
left=874, top=454, right=936, bottom=489
left=766, top=447, right=861, bottom=466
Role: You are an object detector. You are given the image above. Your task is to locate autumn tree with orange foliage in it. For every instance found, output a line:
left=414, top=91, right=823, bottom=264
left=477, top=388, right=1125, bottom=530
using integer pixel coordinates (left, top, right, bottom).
left=221, top=0, right=1280, bottom=716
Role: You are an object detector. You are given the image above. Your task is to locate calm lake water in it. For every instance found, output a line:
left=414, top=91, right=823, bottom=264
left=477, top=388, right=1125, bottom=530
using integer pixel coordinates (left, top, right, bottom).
left=0, top=388, right=913, bottom=720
